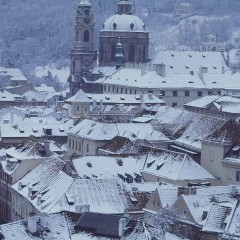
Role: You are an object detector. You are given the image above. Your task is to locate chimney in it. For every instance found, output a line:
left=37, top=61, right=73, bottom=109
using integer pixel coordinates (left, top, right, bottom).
left=140, top=94, right=144, bottom=107
left=230, top=185, right=237, bottom=196
left=37, top=194, right=42, bottom=205
left=178, top=187, right=191, bottom=197
left=222, top=66, right=225, bottom=74
left=40, top=213, right=48, bottom=229
left=28, top=186, right=33, bottom=197
left=100, top=99, right=104, bottom=112
left=65, top=160, right=72, bottom=175
left=56, top=111, right=62, bottom=121
left=154, top=64, right=166, bottom=77
left=18, top=182, right=22, bottom=190
left=44, top=141, right=51, bottom=157
left=148, top=93, right=153, bottom=100
left=27, top=215, right=37, bottom=234
left=202, top=211, right=208, bottom=221
left=199, top=66, right=208, bottom=80
left=118, top=218, right=127, bottom=237
left=75, top=204, right=90, bottom=213
left=92, top=99, right=97, bottom=108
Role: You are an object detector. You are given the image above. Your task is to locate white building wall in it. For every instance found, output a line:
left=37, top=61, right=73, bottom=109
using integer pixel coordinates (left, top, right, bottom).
left=201, top=141, right=232, bottom=181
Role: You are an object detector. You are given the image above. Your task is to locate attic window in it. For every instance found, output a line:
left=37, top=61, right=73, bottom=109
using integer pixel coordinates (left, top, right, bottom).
left=170, top=65, right=174, bottom=69
left=202, top=54, right=206, bottom=58
left=135, top=96, right=140, bottom=100
left=188, top=54, right=192, bottom=58
left=162, top=81, right=166, bottom=83
left=87, top=162, right=92, bottom=168
left=147, top=160, right=155, bottom=168
left=171, top=53, right=174, bottom=57
left=130, top=23, right=134, bottom=30
left=117, top=159, right=123, bottom=166
left=212, top=81, right=217, bottom=84
left=120, top=96, right=125, bottom=100
left=59, top=126, right=64, bottom=132
left=105, top=96, right=110, bottom=100
left=185, top=65, right=189, bottom=69
left=188, top=81, right=194, bottom=84
left=19, top=127, right=24, bottom=133
left=213, top=66, right=217, bottom=69
left=88, top=96, right=92, bottom=99
left=135, top=79, right=137, bottom=82
left=32, top=127, right=38, bottom=133
left=156, top=163, right=164, bottom=170
left=103, top=131, right=107, bottom=134
left=113, top=23, right=117, bottom=30
left=190, top=71, right=194, bottom=75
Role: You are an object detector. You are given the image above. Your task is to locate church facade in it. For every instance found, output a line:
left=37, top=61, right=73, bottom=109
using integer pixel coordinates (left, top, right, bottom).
left=68, top=0, right=149, bottom=96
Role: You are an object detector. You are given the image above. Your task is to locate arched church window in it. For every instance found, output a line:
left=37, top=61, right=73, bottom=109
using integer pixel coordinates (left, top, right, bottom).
left=111, top=44, right=116, bottom=61
left=143, top=45, right=146, bottom=61
left=113, top=23, right=117, bottom=30
left=130, top=23, right=134, bottom=30
left=84, top=30, right=89, bottom=42
left=129, top=45, right=135, bottom=62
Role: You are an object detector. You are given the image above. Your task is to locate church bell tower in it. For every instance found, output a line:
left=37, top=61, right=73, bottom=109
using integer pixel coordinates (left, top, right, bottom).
left=68, top=0, right=97, bottom=96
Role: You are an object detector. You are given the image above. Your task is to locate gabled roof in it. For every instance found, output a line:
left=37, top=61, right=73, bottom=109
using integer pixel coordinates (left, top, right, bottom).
left=72, top=155, right=144, bottom=181
left=152, top=51, right=229, bottom=75
left=98, top=135, right=154, bottom=155
left=69, top=119, right=118, bottom=141
left=142, top=149, right=215, bottom=181
left=12, top=158, right=74, bottom=213
left=66, top=89, right=91, bottom=103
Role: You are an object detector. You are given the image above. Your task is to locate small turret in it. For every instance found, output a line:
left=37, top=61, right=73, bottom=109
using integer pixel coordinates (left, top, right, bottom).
left=117, top=0, right=133, bottom=15
left=115, top=38, right=124, bottom=69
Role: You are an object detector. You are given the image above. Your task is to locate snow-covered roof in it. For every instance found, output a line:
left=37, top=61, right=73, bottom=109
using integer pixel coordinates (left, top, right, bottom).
left=0, top=67, right=27, bottom=81
left=157, top=186, right=178, bottom=208
left=69, top=119, right=118, bottom=141
left=102, top=14, right=147, bottom=32
left=153, top=106, right=226, bottom=151
left=57, top=178, right=128, bottom=214
left=152, top=51, right=229, bottom=75
left=68, top=90, right=165, bottom=105
left=72, top=156, right=144, bottom=181
left=12, top=158, right=74, bottom=214
left=142, top=150, right=215, bottom=181
left=0, top=213, right=73, bottom=240
left=0, top=117, right=73, bottom=138
left=185, top=95, right=240, bottom=114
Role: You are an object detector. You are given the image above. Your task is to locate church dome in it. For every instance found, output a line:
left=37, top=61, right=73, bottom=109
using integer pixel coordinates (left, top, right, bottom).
left=102, top=14, right=146, bottom=32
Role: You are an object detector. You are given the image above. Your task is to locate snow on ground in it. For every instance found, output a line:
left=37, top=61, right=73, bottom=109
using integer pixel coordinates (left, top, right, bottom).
left=35, top=65, right=70, bottom=84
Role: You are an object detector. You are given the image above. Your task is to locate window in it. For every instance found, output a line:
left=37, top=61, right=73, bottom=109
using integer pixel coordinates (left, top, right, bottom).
left=236, top=171, right=240, bottom=181
left=153, top=201, right=155, bottom=207
left=113, top=87, right=115, bottom=92
left=75, top=141, right=78, bottom=151
left=125, top=89, right=127, bottom=94
left=185, top=91, right=190, bottom=97
left=198, top=91, right=202, bottom=97
left=104, top=86, right=106, bottom=91
left=72, top=140, right=74, bottom=149
left=68, top=139, right=71, bottom=148
left=129, top=45, right=135, bottom=62
left=208, top=91, right=213, bottom=95
left=173, top=91, right=178, bottom=97
left=111, top=44, right=116, bottom=61
left=135, top=89, right=137, bottom=94
left=86, top=144, right=89, bottom=153
left=172, top=103, right=177, bottom=107
left=108, top=86, right=110, bottom=91
left=77, top=106, right=80, bottom=112
left=130, top=89, right=132, bottom=94
left=217, top=91, right=221, bottom=95
left=116, top=88, right=118, bottom=93
left=83, top=30, right=89, bottom=42
left=160, top=91, right=165, bottom=96
left=79, top=141, right=81, bottom=151
left=121, top=88, right=123, bottom=93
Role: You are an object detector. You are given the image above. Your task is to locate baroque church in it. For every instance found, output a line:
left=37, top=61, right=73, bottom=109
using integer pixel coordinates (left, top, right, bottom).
left=68, top=0, right=149, bottom=96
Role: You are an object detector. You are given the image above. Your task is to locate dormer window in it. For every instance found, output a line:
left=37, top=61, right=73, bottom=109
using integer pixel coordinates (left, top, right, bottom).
left=113, top=23, right=117, bottom=30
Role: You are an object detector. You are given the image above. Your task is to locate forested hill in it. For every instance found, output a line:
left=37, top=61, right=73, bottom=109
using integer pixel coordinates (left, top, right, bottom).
left=1, top=0, right=240, bottom=76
